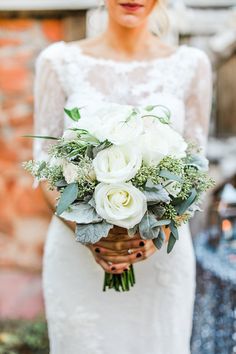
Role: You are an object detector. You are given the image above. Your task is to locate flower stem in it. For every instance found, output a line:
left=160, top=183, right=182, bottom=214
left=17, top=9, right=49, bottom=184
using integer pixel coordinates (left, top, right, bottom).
left=102, top=265, right=135, bottom=292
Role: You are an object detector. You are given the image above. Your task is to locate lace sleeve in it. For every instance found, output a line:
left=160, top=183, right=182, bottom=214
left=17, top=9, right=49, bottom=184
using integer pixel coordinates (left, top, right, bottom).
left=33, top=46, right=66, bottom=161
left=184, top=51, right=213, bottom=154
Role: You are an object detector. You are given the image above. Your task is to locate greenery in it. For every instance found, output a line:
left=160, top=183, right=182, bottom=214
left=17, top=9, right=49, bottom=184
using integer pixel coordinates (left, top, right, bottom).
left=0, top=319, right=49, bottom=354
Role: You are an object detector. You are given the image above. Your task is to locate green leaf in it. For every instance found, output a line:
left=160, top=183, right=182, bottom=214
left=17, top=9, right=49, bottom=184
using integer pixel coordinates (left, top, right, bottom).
left=153, top=228, right=165, bottom=249
left=38, top=161, right=47, bottom=173
left=186, top=154, right=209, bottom=171
left=23, top=134, right=59, bottom=140
left=144, top=180, right=170, bottom=204
left=56, top=183, right=78, bottom=215
left=149, top=205, right=166, bottom=218
left=155, top=219, right=171, bottom=226
left=145, top=105, right=155, bottom=112
left=128, top=225, right=138, bottom=236
left=139, top=212, right=160, bottom=239
left=124, top=108, right=138, bottom=123
left=167, top=233, right=177, bottom=253
left=176, top=188, right=197, bottom=215
left=159, top=169, right=183, bottom=183
left=75, top=221, right=113, bottom=244
left=143, top=105, right=171, bottom=124
left=170, top=221, right=179, bottom=240
left=60, top=202, right=102, bottom=224
left=92, top=140, right=112, bottom=157
left=64, top=107, right=82, bottom=122
left=55, top=179, right=67, bottom=188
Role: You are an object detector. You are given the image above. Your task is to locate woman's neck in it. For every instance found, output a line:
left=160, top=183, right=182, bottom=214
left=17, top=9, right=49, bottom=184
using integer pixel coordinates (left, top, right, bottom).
left=102, top=19, right=156, bottom=58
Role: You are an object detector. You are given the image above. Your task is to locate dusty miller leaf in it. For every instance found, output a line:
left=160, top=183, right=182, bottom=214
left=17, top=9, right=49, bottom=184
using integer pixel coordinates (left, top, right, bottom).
left=139, top=212, right=160, bottom=240
left=75, top=221, right=113, bottom=244
left=128, top=225, right=138, bottom=236
left=144, top=180, right=170, bottom=204
left=60, top=202, right=102, bottom=224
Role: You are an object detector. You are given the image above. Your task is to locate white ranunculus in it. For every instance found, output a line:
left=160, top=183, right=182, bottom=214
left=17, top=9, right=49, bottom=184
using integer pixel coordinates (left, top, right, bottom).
left=77, top=103, right=143, bottom=145
left=63, top=162, right=78, bottom=184
left=141, top=117, right=187, bottom=166
left=93, top=144, right=142, bottom=183
left=62, top=129, right=78, bottom=141
left=94, top=182, right=147, bottom=229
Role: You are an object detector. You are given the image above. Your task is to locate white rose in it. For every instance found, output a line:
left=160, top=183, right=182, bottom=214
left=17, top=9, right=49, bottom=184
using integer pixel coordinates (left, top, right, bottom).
left=63, top=162, right=78, bottom=184
left=141, top=118, right=187, bottom=165
left=93, top=144, right=142, bottom=183
left=94, top=182, right=147, bottom=229
left=77, top=103, right=143, bottom=145
left=62, top=129, right=78, bottom=141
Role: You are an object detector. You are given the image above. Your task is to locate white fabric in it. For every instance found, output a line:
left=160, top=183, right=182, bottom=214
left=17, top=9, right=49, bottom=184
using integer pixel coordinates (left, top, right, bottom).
left=34, top=41, right=212, bottom=354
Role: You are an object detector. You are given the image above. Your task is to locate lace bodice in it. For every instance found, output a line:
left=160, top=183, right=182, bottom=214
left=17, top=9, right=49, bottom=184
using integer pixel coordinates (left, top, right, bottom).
left=33, top=41, right=212, bottom=161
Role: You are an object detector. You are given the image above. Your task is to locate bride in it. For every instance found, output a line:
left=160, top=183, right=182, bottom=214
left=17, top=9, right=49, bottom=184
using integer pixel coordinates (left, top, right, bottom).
left=34, top=0, right=212, bottom=353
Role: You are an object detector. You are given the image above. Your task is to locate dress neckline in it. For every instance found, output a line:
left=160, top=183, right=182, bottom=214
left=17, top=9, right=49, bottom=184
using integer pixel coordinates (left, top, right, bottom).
left=63, top=41, right=187, bottom=68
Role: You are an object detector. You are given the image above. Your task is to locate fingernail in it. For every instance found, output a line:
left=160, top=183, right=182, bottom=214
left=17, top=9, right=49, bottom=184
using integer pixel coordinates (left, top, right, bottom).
left=95, top=248, right=100, bottom=253
left=136, top=252, right=142, bottom=258
left=139, top=241, right=145, bottom=247
left=111, top=266, right=116, bottom=271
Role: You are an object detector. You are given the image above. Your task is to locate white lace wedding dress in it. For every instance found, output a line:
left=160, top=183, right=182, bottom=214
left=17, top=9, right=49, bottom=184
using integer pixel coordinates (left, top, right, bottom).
left=34, top=41, right=212, bottom=354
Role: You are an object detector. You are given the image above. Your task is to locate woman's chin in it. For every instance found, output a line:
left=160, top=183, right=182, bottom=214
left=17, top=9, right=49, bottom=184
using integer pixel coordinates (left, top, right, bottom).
left=117, top=15, right=144, bottom=28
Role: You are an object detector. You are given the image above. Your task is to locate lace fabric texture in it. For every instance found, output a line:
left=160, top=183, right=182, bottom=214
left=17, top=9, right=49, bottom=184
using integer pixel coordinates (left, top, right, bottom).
left=34, top=41, right=212, bottom=354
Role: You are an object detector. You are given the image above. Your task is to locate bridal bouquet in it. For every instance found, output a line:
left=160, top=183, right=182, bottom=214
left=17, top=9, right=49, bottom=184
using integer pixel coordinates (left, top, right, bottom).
left=24, top=102, right=214, bottom=292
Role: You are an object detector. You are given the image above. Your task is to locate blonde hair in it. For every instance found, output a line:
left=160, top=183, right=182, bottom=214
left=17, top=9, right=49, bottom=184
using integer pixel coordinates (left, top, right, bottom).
left=86, top=0, right=169, bottom=38
left=149, top=0, right=169, bottom=37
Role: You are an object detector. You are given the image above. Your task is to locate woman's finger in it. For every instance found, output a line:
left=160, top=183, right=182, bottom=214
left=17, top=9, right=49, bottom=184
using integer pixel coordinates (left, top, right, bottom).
left=96, top=257, right=130, bottom=274
left=96, top=238, right=147, bottom=252
left=99, top=242, right=155, bottom=264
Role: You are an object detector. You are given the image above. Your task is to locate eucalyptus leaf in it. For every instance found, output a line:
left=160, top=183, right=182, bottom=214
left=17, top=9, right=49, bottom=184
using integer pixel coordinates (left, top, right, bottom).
left=170, top=221, right=179, bottom=240
left=167, top=233, right=176, bottom=254
left=60, top=202, right=102, bottom=224
left=56, top=183, right=78, bottom=215
left=159, top=170, right=183, bottom=183
left=176, top=188, right=197, bottom=215
left=153, top=228, right=165, bottom=249
left=75, top=221, right=113, bottom=244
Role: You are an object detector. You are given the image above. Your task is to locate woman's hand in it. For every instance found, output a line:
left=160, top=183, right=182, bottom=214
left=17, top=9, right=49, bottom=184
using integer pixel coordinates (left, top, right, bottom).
left=86, top=227, right=157, bottom=274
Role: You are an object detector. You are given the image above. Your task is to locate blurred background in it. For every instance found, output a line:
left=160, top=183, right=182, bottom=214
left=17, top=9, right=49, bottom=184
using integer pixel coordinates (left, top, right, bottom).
left=0, top=0, right=236, bottom=353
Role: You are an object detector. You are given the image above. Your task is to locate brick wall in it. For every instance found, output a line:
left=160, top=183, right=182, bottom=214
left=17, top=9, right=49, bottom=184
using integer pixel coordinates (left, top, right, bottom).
left=0, top=12, right=85, bottom=272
